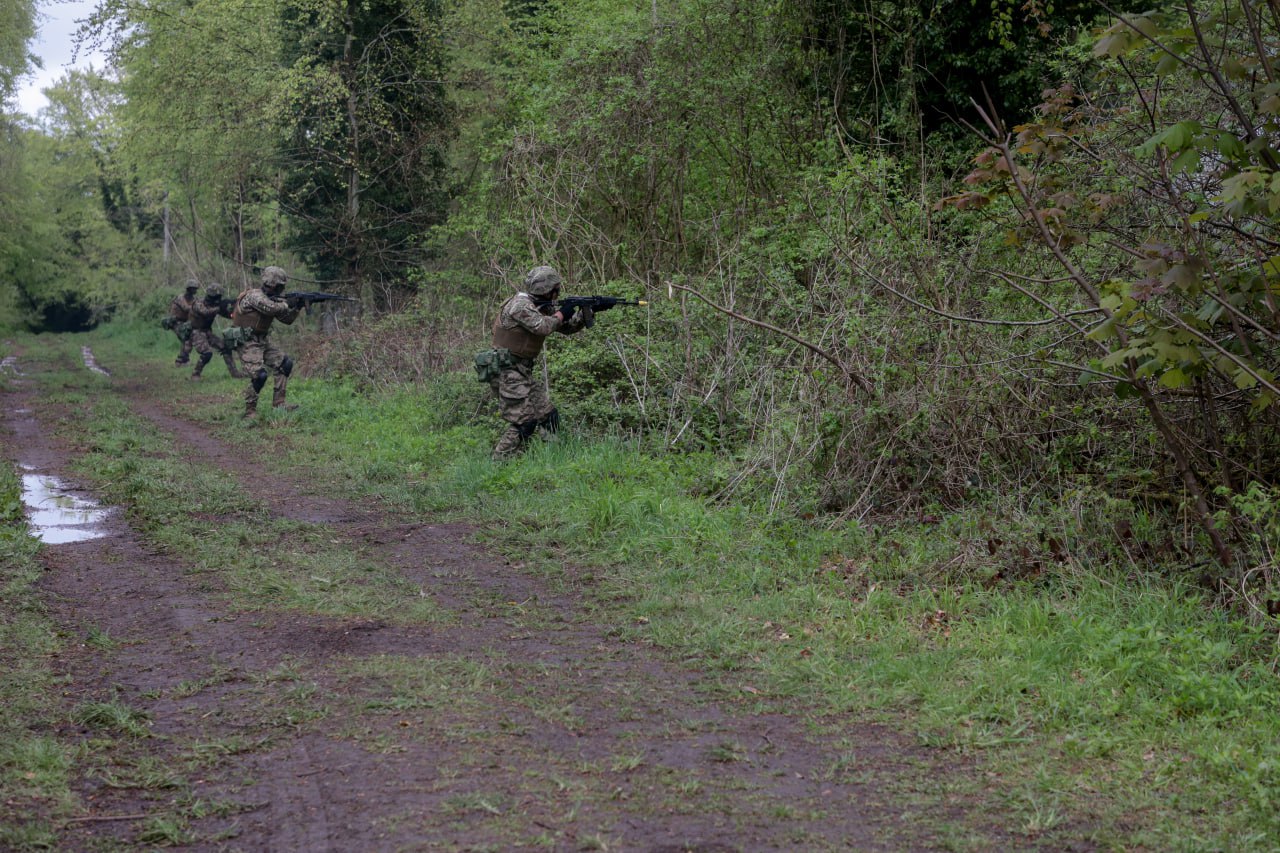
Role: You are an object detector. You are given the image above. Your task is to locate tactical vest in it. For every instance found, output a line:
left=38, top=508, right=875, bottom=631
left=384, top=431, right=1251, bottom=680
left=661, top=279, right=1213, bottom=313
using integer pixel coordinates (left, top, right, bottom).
left=491, top=297, right=545, bottom=360
left=231, top=289, right=273, bottom=333
left=189, top=300, right=217, bottom=331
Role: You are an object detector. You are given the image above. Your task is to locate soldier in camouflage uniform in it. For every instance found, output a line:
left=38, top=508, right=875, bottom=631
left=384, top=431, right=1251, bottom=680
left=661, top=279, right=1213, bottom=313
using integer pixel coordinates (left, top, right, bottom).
left=231, top=266, right=300, bottom=417
left=168, top=280, right=199, bottom=366
left=488, top=265, right=590, bottom=460
left=189, top=283, right=246, bottom=379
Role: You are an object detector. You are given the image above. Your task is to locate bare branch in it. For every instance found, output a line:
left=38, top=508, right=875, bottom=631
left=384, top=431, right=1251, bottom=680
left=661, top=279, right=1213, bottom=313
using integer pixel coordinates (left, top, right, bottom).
left=665, top=280, right=873, bottom=394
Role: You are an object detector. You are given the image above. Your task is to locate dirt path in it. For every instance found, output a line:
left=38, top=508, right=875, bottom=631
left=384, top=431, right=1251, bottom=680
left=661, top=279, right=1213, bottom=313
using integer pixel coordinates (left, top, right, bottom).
left=4, top=342, right=989, bottom=851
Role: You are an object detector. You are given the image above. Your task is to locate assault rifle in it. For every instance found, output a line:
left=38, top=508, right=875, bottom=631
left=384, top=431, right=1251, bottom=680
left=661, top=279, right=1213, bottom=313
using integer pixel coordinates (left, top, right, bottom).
left=285, top=290, right=359, bottom=311
left=547, top=295, right=647, bottom=328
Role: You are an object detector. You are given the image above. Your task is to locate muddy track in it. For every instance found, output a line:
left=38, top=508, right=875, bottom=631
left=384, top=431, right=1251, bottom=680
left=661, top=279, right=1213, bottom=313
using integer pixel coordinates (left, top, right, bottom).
left=4, top=344, right=989, bottom=851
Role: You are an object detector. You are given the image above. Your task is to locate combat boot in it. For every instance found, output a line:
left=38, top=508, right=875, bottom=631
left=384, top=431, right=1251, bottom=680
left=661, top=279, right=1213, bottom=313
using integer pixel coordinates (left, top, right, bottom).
left=272, top=388, right=298, bottom=412
left=191, top=351, right=212, bottom=379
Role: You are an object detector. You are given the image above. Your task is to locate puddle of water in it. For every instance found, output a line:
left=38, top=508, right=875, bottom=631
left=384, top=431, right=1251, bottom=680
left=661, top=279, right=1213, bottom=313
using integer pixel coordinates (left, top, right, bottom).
left=81, top=346, right=110, bottom=376
left=20, top=474, right=114, bottom=544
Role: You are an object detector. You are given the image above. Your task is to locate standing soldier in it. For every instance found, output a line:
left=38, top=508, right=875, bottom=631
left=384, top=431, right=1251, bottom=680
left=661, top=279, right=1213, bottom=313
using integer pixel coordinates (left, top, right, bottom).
left=188, top=283, right=246, bottom=380
left=166, top=280, right=199, bottom=366
left=231, top=266, right=300, bottom=418
left=487, top=265, right=590, bottom=460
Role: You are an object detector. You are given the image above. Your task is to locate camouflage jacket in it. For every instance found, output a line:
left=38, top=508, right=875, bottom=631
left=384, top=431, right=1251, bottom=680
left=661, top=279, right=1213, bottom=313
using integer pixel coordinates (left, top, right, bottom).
left=233, top=288, right=299, bottom=334
left=169, top=293, right=195, bottom=322
left=492, top=292, right=587, bottom=359
left=189, top=297, right=230, bottom=331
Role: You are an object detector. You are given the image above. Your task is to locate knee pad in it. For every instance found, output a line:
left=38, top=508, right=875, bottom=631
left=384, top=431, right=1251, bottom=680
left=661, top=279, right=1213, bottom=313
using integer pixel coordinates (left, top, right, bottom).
left=252, top=369, right=269, bottom=392
left=198, top=351, right=213, bottom=366
left=516, top=419, right=539, bottom=440
left=540, top=408, right=560, bottom=433
left=281, top=356, right=294, bottom=377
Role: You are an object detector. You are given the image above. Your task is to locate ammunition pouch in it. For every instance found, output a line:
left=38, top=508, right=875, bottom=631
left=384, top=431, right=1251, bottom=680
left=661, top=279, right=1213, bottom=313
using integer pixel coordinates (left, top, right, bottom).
left=474, top=348, right=515, bottom=383
left=222, top=326, right=251, bottom=350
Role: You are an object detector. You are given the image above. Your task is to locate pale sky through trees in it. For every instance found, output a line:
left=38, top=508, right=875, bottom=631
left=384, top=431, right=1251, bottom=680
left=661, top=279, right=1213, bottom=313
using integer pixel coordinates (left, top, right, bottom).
left=15, top=0, right=106, bottom=115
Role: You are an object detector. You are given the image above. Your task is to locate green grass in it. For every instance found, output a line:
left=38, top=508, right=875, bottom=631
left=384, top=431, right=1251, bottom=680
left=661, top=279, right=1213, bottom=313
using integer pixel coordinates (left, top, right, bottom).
left=71, top=701, right=153, bottom=738
left=0, top=418, right=76, bottom=849
left=40, top=382, right=444, bottom=623
left=218, top=354, right=1280, bottom=849
left=348, top=654, right=493, bottom=714
left=19, top=322, right=1280, bottom=848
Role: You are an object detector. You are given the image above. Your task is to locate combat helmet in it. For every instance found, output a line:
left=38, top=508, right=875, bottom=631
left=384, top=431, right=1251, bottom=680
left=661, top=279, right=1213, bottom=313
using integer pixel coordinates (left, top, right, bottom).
left=205, top=282, right=223, bottom=298
left=184, top=279, right=199, bottom=292
left=523, top=265, right=562, bottom=297
left=261, top=266, right=288, bottom=293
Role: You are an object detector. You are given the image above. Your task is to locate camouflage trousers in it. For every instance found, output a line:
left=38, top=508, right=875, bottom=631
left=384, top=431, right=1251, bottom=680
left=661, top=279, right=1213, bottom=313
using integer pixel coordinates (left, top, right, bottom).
left=489, top=358, right=557, bottom=459
left=173, top=328, right=193, bottom=364
left=190, top=329, right=242, bottom=377
left=240, top=334, right=291, bottom=413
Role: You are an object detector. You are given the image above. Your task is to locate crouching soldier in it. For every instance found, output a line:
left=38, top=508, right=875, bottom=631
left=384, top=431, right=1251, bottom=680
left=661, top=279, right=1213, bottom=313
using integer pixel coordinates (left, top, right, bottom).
left=189, top=283, right=246, bottom=379
left=231, top=266, right=300, bottom=418
left=166, top=280, right=199, bottom=366
left=488, top=265, right=590, bottom=459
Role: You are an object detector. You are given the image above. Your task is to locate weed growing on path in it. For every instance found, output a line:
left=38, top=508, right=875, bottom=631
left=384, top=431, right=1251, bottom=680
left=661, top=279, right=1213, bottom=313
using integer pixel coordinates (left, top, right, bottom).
left=0, top=420, right=75, bottom=849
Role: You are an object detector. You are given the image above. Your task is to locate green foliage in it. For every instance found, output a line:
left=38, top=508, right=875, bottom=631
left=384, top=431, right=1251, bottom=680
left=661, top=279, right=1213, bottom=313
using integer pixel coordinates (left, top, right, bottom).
left=941, top=1, right=1280, bottom=571
left=432, top=0, right=1137, bottom=533
left=0, top=0, right=35, bottom=102
left=277, top=0, right=452, bottom=284
left=107, top=0, right=288, bottom=277
left=0, top=0, right=38, bottom=329
left=1, top=73, right=159, bottom=331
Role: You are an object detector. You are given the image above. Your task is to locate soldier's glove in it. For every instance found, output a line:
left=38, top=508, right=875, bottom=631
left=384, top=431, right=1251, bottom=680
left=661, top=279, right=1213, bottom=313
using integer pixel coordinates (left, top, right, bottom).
left=559, top=304, right=577, bottom=323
